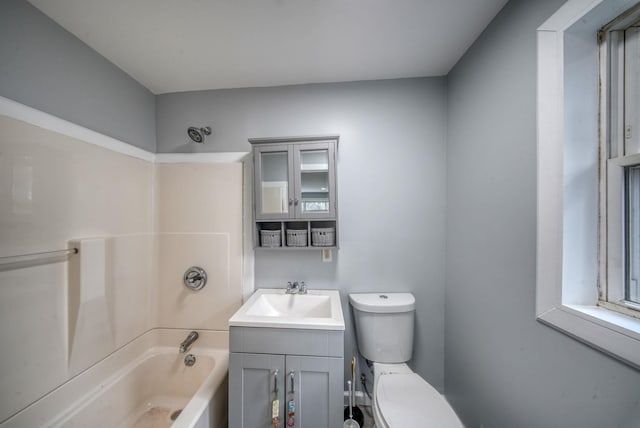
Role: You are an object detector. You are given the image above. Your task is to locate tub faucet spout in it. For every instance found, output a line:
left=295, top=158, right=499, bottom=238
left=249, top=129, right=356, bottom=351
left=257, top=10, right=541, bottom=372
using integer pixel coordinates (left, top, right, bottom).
left=179, top=331, right=199, bottom=353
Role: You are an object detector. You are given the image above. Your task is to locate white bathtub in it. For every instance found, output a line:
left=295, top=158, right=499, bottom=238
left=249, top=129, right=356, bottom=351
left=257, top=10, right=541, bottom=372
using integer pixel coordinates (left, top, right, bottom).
left=1, top=329, right=228, bottom=428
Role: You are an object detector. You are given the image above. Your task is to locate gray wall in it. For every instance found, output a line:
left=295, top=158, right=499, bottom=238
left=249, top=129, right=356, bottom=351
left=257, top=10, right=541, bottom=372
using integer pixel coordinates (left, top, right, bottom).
left=445, top=0, right=640, bottom=427
left=157, top=78, right=448, bottom=391
left=0, top=0, right=156, bottom=151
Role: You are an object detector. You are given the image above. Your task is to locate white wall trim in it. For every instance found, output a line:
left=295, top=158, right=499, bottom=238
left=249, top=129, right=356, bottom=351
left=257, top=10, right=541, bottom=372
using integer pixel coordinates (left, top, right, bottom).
left=154, top=152, right=249, bottom=163
left=242, top=157, right=255, bottom=301
left=0, top=95, right=155, bottom=162
left=536, top=27, right=565, bottom=317
left=536, top=0, right=640, bottom=370
left=538, top=0, right=603, bottom=31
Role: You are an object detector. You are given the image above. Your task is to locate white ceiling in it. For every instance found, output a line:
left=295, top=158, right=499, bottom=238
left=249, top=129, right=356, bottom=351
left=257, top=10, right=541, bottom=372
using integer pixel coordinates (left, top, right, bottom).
left=28, top=0, right=508, bottom=95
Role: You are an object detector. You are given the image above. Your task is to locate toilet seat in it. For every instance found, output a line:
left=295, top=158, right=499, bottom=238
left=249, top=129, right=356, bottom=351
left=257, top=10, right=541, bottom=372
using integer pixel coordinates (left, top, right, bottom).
left=375, top=373, right=463, bottom=427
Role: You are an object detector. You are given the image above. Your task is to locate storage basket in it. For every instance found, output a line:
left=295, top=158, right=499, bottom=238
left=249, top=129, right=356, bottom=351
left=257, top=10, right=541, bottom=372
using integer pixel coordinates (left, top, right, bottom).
left=311, top=227, right=335, bottom=246
left=286, top=229, right=308, bottom=247
left=260, top=230, right=281, bottom=247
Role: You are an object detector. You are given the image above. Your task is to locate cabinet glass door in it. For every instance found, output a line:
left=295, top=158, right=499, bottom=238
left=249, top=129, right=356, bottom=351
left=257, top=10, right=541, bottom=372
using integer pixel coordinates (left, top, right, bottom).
left=256, top=146, right=292, bottom=219
left=295, top=143, right=335, bottom=218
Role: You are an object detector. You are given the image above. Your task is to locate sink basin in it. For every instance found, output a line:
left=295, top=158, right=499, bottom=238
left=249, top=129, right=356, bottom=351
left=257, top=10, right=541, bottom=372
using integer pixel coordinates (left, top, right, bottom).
left=228, top=289, right=345, bottom=330
left=245, top=294, right=332, bottom=318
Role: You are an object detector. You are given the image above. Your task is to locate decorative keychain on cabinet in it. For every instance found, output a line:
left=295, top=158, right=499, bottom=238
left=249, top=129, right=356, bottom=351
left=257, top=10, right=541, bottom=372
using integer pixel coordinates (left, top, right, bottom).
left=287, top=371, right=296, bottom=427
left=271, top=369, right=280, bottom=427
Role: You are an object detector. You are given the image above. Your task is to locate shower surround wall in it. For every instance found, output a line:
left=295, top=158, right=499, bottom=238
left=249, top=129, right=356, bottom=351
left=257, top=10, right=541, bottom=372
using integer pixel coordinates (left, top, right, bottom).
left=0, top=114, right=243, bottom=424
left=153, top=163, right=243, bottom=329
left=0, top=116, right=154, bottom=421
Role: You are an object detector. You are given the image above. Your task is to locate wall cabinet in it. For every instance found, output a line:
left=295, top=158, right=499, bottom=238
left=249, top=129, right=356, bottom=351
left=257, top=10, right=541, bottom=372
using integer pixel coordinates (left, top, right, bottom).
left=250, top=136, right=339, bottom=249
left=229, top=327, right=344, bottom=428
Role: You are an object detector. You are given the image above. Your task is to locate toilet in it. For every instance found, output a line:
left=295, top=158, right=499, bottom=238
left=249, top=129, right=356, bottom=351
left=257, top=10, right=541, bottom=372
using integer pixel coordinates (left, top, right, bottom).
left=349, top=293, right=463, bottom=428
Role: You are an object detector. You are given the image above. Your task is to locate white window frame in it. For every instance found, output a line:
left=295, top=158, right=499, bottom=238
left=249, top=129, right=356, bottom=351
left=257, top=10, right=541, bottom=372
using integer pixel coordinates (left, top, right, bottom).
left=537, top=0, right=640, bottom=370
left=600, top=16, right=640, bottom=315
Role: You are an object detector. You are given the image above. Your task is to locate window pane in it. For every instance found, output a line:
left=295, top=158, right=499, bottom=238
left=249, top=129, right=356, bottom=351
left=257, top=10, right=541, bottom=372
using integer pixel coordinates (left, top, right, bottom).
left=626, top=165, right=640, bottom=303
left=625, top=26, right=640, bottom=155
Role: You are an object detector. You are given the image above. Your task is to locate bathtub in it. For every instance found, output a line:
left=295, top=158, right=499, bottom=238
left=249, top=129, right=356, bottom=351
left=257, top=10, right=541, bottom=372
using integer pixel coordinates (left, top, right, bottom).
left=1, top=329, right=228, bottom=428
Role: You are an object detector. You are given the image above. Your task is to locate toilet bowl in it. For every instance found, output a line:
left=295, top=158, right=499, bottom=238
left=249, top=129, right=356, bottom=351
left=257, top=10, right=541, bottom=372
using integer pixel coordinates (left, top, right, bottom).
left=349, top=293, right=463, bottom=428
left=372, top=363, right=462, bottom=427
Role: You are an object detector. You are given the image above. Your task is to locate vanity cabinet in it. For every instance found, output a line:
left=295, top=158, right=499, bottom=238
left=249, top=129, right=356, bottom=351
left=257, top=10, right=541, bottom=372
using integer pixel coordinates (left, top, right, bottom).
left=229, top=327, right=344, bottom=428
left=250, top=136, right=339, bottom=249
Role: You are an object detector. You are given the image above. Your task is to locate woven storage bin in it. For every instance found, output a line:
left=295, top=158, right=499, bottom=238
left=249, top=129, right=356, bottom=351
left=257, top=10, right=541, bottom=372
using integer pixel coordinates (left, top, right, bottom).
left=311, top=227, right=336, bottom=246
left=260, top=230, right=281, bottom=247
left=286, top=229, right=308, bottom=247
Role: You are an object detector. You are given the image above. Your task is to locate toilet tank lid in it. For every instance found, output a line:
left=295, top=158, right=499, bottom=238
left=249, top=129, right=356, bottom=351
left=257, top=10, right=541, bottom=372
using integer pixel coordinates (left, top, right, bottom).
left=349, top=293, right=415, bottom=313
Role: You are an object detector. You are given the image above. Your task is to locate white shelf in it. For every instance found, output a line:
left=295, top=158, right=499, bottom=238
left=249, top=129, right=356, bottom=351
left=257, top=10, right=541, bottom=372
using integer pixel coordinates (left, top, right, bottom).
left=300, top=166, right=328, bottom=172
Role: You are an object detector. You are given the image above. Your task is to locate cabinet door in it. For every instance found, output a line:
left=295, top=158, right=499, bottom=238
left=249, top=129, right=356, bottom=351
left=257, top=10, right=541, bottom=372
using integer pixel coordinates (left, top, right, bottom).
left=255, top=145, right=294, bottom=220
left=229, top=353, right=285, bottom=428
left=293, top=142, right=336, bottom=219
left=285, top=356, right=343, bottom=428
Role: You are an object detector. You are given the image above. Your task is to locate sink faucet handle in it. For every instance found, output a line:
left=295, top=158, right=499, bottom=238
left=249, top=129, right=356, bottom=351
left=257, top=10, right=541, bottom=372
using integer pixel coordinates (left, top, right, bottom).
left=299, top=281, right=307, bottom=294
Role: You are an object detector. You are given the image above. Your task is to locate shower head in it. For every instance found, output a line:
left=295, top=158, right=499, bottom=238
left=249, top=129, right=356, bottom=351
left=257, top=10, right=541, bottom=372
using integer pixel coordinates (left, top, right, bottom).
left=187, top=126, right=211, bottom=143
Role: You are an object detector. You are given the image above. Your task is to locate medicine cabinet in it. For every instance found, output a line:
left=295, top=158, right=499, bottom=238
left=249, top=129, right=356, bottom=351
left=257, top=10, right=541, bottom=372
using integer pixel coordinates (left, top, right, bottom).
left=250, top=136, right=338, bottom=249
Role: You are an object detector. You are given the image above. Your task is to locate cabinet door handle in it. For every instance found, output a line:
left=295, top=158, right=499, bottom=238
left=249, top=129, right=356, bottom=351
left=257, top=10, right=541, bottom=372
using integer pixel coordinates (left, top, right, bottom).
left=294, top=198, right=299, bottom=206
left=288, top=198, right=293, bottom=206
left=273, top=369, right=279, bottom=394
left=289, top=370, right=295, bottom=393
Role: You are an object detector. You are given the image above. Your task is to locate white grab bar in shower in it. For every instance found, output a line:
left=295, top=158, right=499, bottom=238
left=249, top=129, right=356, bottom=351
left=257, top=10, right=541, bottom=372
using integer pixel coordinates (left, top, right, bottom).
left=0, top=247, right=78, bottom=267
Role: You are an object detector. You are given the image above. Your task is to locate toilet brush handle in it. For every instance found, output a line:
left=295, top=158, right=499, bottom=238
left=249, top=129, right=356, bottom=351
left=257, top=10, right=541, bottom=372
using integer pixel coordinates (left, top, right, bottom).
left=347, top=380, right=353, bottom=419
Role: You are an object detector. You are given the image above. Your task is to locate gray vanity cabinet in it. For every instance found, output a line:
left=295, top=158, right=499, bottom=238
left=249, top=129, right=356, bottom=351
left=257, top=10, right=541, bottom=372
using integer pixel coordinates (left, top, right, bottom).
left=229, top=327, right=344, bottom=428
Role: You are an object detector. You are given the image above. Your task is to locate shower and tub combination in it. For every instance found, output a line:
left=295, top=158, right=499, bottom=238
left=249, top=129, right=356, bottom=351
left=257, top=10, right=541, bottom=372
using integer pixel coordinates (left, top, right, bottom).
left=0, top=111, right=240, bottom=428
left=0, top=329, right=229, bottom=428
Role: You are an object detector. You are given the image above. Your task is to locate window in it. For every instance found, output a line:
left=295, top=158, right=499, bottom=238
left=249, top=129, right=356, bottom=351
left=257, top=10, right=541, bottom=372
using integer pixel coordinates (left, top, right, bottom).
left=599, top=7, right=640, bottom=318
left=537, top=0, right=640, bottom=371
left=626, top=165, right=640, bottom=305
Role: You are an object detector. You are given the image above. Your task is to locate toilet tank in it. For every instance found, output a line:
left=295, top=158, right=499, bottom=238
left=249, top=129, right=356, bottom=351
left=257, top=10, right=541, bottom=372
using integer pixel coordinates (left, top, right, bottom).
left=349, top=293, right=415, bottom=363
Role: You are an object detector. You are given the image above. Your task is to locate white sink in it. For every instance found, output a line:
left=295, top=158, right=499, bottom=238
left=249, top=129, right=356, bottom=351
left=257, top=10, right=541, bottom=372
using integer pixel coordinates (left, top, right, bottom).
left=228, top=289, right=345, bottom=330
left=245, top=293, right=332, bottom=318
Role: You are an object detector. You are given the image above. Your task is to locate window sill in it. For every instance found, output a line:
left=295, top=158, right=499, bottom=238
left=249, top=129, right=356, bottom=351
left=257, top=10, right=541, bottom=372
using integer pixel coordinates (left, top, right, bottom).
left=569, top=304, right=640, bottom=336
left=537, top=303, right=640, bottom=369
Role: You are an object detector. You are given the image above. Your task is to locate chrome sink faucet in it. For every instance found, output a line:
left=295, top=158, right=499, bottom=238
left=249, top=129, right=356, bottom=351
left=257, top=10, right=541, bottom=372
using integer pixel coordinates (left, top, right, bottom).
left=286, top=281, right=307, bottom=294
left=286, top=281, right=299, bottom=294
left=179, top=331, right=199, bottom=353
